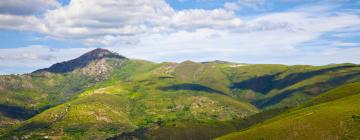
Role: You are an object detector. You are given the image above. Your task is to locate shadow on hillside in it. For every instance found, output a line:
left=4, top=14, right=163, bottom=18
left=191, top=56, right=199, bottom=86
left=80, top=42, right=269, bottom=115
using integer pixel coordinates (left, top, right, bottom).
left=108, top=107, right=290, bottom=140
left=254, top=72, right=360, bottom=108
left=108, top=122, right=235, bottom=140
left=160, top=83, right=227, bottom=96
left=0, top=104, right=36, bottom=120
left=230, top=65, right=358, bottom=94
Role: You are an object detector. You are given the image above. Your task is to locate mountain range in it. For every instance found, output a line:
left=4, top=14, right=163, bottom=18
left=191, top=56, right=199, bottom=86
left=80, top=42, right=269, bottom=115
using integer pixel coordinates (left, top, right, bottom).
left=0, top=48, right=359, bottom=139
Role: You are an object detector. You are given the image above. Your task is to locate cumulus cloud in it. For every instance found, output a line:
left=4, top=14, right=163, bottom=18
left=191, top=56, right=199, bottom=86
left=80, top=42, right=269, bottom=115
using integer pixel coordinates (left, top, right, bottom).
left=0, top=0, right=59, bottom=15
left=0, top=0, right=244, bottom=45
left=39, top=0, right=244, bottom=45
left=41, top=0, right=174, bottom=39
left=0, top=0, right=359, bottom=73
left=0, top=0, right=59, bottom=33
left=0, top=0, right=358, bottom=47
left=0, top=14, right=47, bottom=32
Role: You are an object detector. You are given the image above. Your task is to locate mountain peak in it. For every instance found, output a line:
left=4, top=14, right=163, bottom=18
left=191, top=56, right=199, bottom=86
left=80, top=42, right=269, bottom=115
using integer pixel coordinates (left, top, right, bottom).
left=84, top=48, right=116, bottom=58
left=34, top=48, right=127, bottom=73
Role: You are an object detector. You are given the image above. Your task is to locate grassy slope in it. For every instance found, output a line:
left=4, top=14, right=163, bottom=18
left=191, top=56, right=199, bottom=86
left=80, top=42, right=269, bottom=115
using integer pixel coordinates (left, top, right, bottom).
left=5, top=93, right=135, bottom=139
left=217, top=82, right=360, bottom=140
left=226, top=64, right=360, bottom=109
left=3, top=83, right=258, bottom=139
left=264, top=64, right=360, bottom=109
left=0, top=58, right=125, bottom=133
left=92, top=62, right=360, bottom=140
left=172, top=61, right=231, bottom=93
left=0, top=55, right=359, bottom=139
left=0, top=60, right=356, bottom=118
left=0, top=57, right=127, bottom=107
left=2, top=60, right=259, bottom=139
left=299, top=82, right=360, bottom=108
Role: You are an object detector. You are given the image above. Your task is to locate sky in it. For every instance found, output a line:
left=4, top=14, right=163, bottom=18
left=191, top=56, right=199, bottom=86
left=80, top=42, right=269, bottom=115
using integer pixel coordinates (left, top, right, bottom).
left=0, top=0, right=360, bottom=74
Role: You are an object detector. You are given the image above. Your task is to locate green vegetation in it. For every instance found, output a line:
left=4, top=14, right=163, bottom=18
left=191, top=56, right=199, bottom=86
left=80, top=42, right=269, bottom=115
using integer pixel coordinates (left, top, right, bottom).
left=217, top=82, right=360, bottom=140
left=300, top=82, right=360, bottom=108
left=2, top=78, right=258, bottom=139
left=0, top=49, right=359, bottom=139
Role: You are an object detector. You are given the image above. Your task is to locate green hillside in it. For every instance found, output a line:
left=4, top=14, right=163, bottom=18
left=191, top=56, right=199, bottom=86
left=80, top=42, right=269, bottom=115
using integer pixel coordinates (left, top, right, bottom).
left=217, top=82, right=360, bottom=140
left=228, top=64, right=360, bottom=109
left=3, top=79, right=259, bottom=139
left=300, top=82, right=360, bottom=108
left=0, top=57, right=126, bottom=133
left=0, top=49, right=359, bottom=139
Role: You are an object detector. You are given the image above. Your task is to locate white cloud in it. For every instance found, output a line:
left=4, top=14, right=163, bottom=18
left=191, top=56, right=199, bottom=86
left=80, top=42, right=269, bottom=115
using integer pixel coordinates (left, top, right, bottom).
left=243, top=11, right=360, bottom=33
left=0, top=0, right=359, bottom=73
left=224, top=0, right=267, bottom=11
left=39, top=0, right=245, bottom=46
left=0, top=0, right=358, bottom=47
left=0, top=46, right=92, bottom=72
left=0, top=14, right=47, bottom=32
left=331, top=42, right=360, bottom=47
left=107, top=7, right=360, bottom=64
left=0, top=0, right=244, bottom=46
left=0, top=0, right=59, bottom=33
left=41, top=0, right=174, bottom=39
left=170, top=9, right=243, bottom=30
left=0, top=0, right=59, bottom=15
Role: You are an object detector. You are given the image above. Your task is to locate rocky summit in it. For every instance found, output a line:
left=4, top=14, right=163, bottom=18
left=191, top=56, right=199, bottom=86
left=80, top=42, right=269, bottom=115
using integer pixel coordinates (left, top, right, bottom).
left=34, top=48, right=127, bottom=73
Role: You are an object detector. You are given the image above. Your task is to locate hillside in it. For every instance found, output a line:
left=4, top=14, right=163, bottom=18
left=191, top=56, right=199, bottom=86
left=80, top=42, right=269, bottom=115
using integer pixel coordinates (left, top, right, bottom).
left=0, top=48, right=359, bottom=139
left=3, top=75, right=259, bottom=139
left=217, top=82, right=360, bottom=140
left=0, top=49, right=127, bottom=133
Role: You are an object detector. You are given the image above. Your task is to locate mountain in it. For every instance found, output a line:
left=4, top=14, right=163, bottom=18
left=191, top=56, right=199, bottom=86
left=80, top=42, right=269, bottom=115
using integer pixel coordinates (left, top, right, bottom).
left=0, top=48, right=359, bottom=139
left=34, top=48, right=127, bottom=73
left=0, top=49, right=128, bottom=133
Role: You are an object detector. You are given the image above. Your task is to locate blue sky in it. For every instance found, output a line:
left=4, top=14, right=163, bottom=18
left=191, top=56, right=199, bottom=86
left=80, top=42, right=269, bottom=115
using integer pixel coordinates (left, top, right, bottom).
left=0, top=0, right=359, bottom=74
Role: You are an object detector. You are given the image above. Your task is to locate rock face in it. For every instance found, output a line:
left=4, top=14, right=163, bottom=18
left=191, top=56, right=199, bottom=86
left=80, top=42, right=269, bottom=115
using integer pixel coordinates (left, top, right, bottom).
left=33, top=48, right=127, bottom=73
left=77, top=58, right=121, bottom=81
